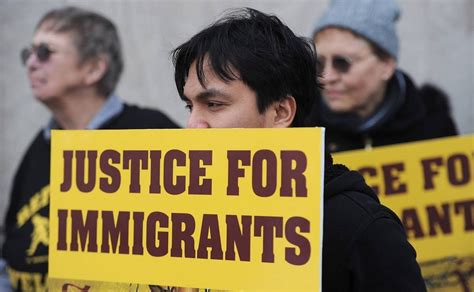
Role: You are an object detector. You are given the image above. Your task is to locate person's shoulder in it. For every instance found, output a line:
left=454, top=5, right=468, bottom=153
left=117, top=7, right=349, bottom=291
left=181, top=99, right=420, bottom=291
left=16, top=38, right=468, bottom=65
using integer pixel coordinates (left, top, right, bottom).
left=20, top=130, right=50, bottom=159
left=324, top=172, right=407, bottom=261
left=122, top=103, right=175, bottom=122
left=326, top=187, right=392, bottom=226
left=324, top=168, right=402, bottom=231
left=325, top=168, right=379, bottom=210
left=399, top=70, right=452, bottom=117
left=417, top=83, right=458, bottom=136
left=397, top=71, right=458, bottom=137
left=418, top=83, right=453, bottom=114
left=111, top=103, right=180, bottom=129
left=322, top=171, right=406, bottom=273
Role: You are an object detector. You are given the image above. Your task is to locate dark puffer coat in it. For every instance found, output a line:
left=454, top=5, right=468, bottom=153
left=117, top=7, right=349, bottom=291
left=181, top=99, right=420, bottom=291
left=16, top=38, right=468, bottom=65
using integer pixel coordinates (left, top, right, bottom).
left=323, top=155, right=426, bottom=291
left=310, top=70, right=458, bottom=152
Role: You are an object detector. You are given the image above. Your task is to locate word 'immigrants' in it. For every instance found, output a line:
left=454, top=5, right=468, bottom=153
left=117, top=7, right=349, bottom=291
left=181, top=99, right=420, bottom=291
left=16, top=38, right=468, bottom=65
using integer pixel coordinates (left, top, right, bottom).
left=56, top=210, right=311, bottom=265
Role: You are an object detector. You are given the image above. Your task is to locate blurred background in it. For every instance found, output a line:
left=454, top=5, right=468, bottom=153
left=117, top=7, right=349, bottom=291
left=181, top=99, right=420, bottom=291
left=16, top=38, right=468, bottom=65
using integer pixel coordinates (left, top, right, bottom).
left=0, top=0, right=473, bottom=227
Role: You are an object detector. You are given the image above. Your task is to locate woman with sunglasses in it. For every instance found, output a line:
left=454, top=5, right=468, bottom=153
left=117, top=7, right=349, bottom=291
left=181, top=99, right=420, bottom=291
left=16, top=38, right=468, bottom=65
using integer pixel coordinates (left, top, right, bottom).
left=1, top=6, right=179, bottom=291
left=309, top=0, right=458, bottom=153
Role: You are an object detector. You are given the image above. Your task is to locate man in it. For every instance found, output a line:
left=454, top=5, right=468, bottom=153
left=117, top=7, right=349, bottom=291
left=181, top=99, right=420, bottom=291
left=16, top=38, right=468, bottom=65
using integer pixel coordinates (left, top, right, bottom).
left=2, top=6, right=178, bottom=291
left=172, top=8, right=426, bottom=291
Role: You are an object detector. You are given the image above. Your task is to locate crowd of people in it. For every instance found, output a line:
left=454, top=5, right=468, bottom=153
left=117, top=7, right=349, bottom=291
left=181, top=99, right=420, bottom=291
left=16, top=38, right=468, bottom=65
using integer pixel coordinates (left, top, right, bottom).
left=1, top=0, right=460, bottom=291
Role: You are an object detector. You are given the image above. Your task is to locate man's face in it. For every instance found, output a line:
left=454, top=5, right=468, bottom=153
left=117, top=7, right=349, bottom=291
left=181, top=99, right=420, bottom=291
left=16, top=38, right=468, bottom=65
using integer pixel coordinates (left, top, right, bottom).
left=25, top=27, right=90, bottom=104
left=183, top=61, right=278, bottom=129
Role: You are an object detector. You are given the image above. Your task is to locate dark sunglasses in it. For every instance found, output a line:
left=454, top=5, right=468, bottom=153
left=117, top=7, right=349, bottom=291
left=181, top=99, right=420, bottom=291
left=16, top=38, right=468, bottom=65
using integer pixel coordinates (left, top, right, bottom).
left=21, top=43, right=54, bottom=65
left=317, top=55, right=353, bottom=74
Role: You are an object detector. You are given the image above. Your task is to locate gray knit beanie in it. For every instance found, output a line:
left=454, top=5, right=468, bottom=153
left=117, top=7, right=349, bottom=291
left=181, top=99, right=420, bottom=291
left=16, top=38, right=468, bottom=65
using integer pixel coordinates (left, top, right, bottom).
left=313, top=0, right=401, bottom=60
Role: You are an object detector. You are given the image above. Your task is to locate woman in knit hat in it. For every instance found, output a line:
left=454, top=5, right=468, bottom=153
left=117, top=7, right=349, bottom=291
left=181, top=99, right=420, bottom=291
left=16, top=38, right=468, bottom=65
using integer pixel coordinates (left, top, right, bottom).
left=309, top=0, right=458, bottom=152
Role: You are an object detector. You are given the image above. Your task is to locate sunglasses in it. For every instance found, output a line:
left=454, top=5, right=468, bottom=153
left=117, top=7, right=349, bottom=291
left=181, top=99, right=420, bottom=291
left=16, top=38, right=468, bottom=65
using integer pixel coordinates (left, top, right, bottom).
left=317, top=55, right=353, bottom=74
left=21, top=43, right=54, bottom=65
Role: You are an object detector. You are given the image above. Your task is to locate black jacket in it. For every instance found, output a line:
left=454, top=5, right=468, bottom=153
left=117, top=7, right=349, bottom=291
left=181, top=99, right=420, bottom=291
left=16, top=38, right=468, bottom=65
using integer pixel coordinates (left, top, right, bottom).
left=2, top=104, right=179, bottom=291
left=323, top=157, right=426, bottom=291
left=311, top=70, right=458, bottom=152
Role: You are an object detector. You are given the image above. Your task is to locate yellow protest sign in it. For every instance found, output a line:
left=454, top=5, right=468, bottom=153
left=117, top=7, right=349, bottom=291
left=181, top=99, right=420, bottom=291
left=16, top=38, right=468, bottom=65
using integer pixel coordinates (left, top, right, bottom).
left=49, top=128, right=324, bottom=291
left=334, top=135, right=474, bottom=291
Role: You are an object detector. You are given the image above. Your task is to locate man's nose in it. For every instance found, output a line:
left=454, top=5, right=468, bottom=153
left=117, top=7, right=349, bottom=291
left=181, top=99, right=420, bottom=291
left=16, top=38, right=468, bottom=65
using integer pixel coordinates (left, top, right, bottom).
left=186, top=110, right=210, bottom=128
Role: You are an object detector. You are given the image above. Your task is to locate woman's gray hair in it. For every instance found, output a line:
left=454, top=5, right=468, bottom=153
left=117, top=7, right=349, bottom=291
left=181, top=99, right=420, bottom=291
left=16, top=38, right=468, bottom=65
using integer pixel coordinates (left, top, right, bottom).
left=37, top=6, right=123, bottom=97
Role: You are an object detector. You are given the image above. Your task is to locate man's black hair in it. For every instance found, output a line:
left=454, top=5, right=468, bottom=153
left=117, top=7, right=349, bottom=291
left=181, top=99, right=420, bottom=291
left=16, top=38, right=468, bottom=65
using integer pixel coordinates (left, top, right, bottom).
left=172, top=8, right=320, bottom=127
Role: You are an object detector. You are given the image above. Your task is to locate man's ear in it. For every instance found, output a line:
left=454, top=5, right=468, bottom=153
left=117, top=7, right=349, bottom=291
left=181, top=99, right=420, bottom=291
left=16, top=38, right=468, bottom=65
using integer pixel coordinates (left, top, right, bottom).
left=273, top=96, right=297, bottom=128
left=83, top=55, right=108, bottom=86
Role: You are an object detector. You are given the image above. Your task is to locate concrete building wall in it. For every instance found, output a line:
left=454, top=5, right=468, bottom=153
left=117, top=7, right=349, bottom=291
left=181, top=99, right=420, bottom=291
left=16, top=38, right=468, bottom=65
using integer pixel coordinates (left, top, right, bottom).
left=0, top=0, right=473, bottom=225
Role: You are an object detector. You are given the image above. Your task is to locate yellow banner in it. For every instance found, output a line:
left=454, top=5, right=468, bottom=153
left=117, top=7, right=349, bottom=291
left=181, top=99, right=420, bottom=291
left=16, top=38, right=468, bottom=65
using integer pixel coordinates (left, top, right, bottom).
left=334, top=135, right=474, bottom=291
left=49, top=128, right=324, bottom=291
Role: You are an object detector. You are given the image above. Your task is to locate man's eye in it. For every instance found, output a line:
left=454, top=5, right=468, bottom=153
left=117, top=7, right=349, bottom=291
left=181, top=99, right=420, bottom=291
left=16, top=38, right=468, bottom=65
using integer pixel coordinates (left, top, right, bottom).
left=184, top=104, right=193, bottom=112
left=207, top=102, right=223, bottom=108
